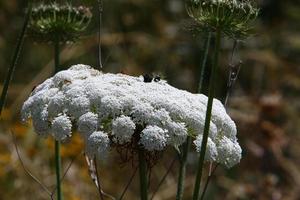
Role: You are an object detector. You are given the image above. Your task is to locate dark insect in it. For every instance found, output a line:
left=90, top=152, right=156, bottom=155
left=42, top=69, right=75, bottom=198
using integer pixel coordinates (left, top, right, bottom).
left=153, top=75, right=160, bottom=82
left=143, top=74, right=161, bottom=83
left=143, top=74, right=153, bottom=83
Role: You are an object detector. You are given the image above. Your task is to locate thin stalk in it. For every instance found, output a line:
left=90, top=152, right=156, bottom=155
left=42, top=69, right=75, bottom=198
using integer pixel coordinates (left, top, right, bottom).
left=192, top=29, right=222, bottom=200
left=119, top=167, right=138, bottom=200
left=175, top=31, right=212, bottom=200
left=199, top=164, right=219, bottom=200
left=97, top=0, right=103, bottom=69
left=198, top=32, right=212, bottom=93
left=199, top=41, right=240, bottom=199
left=176, top=137, right=191, bottom=200
left=138, top=148, right=148, bottom=200
left=54, top=41, right=63, bottom=200
left=54, top=41, right=60, bottom=73
left=0, top=3, right=32, bottom=116
left=94, top=158, right=104, bottom=200
left=150, top=157, right=176, bottom=200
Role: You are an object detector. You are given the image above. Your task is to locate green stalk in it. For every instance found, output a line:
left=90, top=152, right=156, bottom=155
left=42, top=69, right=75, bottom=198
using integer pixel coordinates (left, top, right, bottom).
left=54, top=40, right=63, bottom=200
left=138, top=148, right=148, bottom=200
left=192, top=29, right=222, bottom=200
left=198, top=32, right=212, bottom=93
left=175, top=31, right=212, bottom=200
left=0, top=2, right=32, bottom=116
left=176, top=137, right=191, bottom=200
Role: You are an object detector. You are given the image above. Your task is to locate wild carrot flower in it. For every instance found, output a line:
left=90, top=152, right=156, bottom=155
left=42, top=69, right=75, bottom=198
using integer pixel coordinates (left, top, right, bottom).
left=21, top=64, right=241, bottom=167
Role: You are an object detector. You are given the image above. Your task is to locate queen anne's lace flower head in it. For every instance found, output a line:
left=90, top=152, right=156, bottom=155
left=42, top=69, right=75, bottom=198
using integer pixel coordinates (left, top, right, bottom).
left=21, top=64, right=241, bottom=167
left=78, top=112, right=98, bottom=138
left=86, top=131, right=110, bottom=159
left=194, top=135, right=218, bottom=162
left=139, top=125, right=168, bottom=151
left=216, top=136, right=242, bottom=168
left=51, top=114, right=72, bottom=141
left=112, top=115, right=136, bottom=144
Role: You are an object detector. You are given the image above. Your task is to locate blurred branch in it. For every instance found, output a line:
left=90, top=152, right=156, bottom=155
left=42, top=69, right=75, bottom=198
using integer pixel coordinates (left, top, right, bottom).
left=150, top=157, right=176, bottom=200
left=0, top=2, right=32, bottom=116
left=119, top=167, right=138, bottom=200
left=11, top=131, right=53, bottom=199
left=199, top=163, right=219, bottom=200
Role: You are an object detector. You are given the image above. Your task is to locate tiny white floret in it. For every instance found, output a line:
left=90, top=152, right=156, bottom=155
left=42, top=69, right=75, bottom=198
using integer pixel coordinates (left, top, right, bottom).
left=112, top=115, right=136, bottom=144
left=51, top=114, right=72, bottom=141
left=139, top=125, right=168, bottom=151
left=86, top=131, right=110, bottom=159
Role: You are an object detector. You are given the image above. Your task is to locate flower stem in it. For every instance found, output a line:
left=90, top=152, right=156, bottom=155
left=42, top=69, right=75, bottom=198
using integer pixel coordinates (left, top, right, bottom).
left=138, top=148, right=148, bottom=200
left=176, top=136, right=191, bottom=200
left=54, top=40, right=63, bottom=200
left=0, top=2, right=32, bottom=116
left=198, top=32, right=212, bottom=93
left=192, top=29, right=222, bottom=200
left=175, top=31, right=212, bottom=200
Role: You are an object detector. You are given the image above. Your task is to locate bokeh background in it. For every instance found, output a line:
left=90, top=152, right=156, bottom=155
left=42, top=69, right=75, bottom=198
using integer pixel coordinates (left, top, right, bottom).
left=1, top=0, right=300, bottom=199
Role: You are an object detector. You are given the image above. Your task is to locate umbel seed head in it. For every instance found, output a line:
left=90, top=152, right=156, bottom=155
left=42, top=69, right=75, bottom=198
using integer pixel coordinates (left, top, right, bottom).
left=28, top=3, right=92, bottom=44
left=186, top=0, right=259, bottom=39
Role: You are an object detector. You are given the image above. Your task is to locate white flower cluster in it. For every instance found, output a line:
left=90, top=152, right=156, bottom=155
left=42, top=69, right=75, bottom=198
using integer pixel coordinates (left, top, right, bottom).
left=21, top=64, right=241, bottom=167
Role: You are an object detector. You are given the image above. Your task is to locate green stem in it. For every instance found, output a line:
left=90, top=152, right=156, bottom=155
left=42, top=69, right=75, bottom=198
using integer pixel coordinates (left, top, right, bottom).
left=176, top=31, right=212, bottom=200
left=138, top=148, right=148, bottom=200
left=55, top=141, right=62, bottom=200
left=0, top=2, right=32, bottom=116
left=192, top=29, right=222, bottom=200
left=54, top=41, right=63, bottom=200
left=54, top=41, right=60, bottom=73
left=198, top=32, right=212, bottom=94
left=176, top=137, right=191, bottom=200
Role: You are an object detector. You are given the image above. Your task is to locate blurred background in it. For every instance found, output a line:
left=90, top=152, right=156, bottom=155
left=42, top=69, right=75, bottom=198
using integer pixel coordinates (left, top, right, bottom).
left=0, top=0, right=300, bottom=199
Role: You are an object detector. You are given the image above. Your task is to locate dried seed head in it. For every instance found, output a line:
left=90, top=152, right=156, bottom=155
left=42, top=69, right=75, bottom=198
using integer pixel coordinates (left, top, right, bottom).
left=28, top=3, right=92, bottom=44
left=186, top=0, right=259, bottom=39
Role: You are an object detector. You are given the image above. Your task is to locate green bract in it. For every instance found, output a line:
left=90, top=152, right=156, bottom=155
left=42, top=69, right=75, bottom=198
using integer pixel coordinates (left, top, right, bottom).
left=186, top=0, right=259, bottom=39
left=28, top=3, right=92, bottom=43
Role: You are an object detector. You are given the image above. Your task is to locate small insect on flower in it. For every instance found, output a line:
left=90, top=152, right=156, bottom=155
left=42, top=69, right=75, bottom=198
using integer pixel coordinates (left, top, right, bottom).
left=143, top=74, right=153, bottom=83
left=28, top=3, right=92, bottom=44
left=153, top=75, right=161, bottom=82
left=143, top=74, right=161, bottom=83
